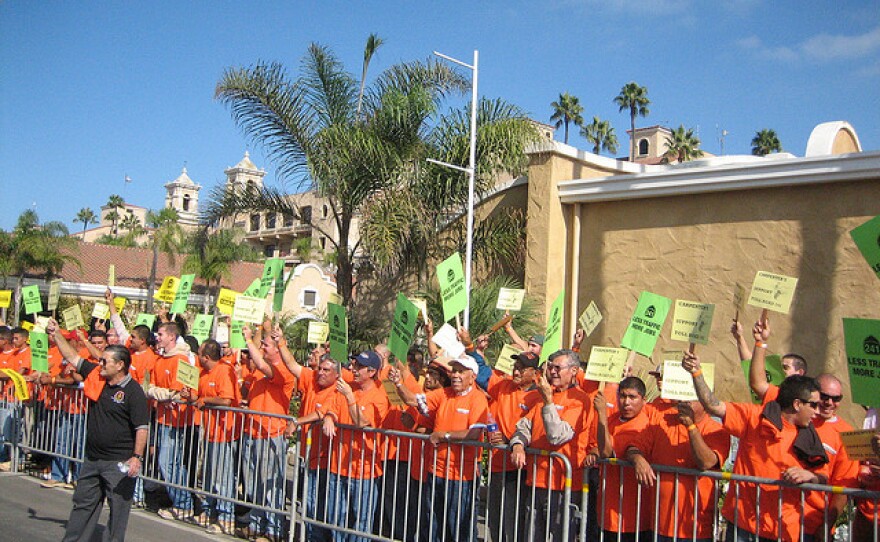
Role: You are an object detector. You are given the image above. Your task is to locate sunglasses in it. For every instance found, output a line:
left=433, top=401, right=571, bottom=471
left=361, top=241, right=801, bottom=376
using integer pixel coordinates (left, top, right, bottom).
left=802, top=400, right=821, bottom=409
left=819, top=392, right=843, bottom=403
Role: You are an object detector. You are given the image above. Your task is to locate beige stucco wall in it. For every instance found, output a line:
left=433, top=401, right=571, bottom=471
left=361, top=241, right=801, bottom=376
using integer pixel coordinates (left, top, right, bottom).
left=557, top=175, right=880, bottom=426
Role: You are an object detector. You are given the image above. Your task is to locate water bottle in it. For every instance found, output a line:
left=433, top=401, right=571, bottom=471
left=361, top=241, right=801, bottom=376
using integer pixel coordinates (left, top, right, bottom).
left=117, top=461, right=130, bottom=474
left=486, top=412, right=499, bottom=433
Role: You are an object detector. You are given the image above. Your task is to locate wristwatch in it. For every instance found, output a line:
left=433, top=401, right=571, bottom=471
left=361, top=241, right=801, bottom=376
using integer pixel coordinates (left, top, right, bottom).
left=444, top=432, right=451, bottom=441
left=133, top=454, right=144, bottom=462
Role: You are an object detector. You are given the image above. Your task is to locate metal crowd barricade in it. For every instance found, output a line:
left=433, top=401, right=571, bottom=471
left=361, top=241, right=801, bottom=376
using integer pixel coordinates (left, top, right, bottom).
left=594, top=458, right=880, bottom=542
left=292, top=421, right=575, bottom=542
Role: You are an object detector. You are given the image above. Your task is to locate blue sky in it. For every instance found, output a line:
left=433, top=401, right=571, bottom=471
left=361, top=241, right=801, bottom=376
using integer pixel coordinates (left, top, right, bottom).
left=2, top=1, right=878, bottom=232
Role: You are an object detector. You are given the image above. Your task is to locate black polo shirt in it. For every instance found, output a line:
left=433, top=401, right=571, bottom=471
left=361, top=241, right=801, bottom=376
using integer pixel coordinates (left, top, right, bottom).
left=79, top=362, right=149, bottom=461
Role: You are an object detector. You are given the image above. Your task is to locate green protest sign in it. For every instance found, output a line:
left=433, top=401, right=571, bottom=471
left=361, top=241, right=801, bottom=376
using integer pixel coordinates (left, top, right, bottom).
left=843, top=318, right=880, bottom=408
left=388, top=293, right=419, bottom=362
left=620, top=291, right=672, bottom=358
left=135, top=313, right=156, bottom=329
left=328, top=302, right=348, bottom=365
left=259, top=258, right=284, bottom=298
left=437, top=252, right=467, bottom=323
left=191, top=314, right=214, bottom=343
left=242, top=278, right=262, bottom=298
left=229, top=320, right=247, bottom=349
left=540, top=290, right=566, bottom=365
left=47, top=279, right=62, bottom=312
left=30, top=331, right=49, bottom=373
left=272, top=265, right=289, bottom=313
left=170, top=274, right=195, bottom=314
left=22, top=284, right=43, bottom=314
left=741, top=354, right=786, bottom=404
left=850, top=214, right=880, bottom=280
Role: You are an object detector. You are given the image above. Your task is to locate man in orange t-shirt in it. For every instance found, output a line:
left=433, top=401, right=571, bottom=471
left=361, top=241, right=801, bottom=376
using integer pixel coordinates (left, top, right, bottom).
left=510, top=350, right=594, bottom=542
left=241, top=326, right=296, bottom=541
left=596, top=376, right=654, bottom=541
left=0, top=327, right=18, bottom=469
left=195, top=339, right=239, bottom=535
left=326, top=350, right=391, bottom=542
left=389, top=355, right=488, bottom=542
left=127, top=325, right=157, bottom=385
left=684, top=351, right=832, bottom=542
left=626, top=400, right=730, bottom=542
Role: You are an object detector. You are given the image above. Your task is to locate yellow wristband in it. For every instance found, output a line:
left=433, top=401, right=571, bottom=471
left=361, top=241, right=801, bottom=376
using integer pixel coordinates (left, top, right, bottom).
left=686, top=424, right=697, bottom=432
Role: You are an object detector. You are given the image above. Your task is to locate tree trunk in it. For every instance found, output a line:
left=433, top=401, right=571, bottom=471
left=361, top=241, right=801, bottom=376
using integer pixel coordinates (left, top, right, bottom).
left=630, top=110, right=636, bottom=162
left=146, top=243, right=159, bottom=313
left=337, top=211, right=353, bottom=307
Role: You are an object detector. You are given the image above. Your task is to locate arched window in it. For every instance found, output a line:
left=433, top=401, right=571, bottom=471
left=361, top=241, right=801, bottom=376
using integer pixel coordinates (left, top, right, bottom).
left=638, top=139, right=649, bottom=156
left=183, top=194, right=191, bottom=212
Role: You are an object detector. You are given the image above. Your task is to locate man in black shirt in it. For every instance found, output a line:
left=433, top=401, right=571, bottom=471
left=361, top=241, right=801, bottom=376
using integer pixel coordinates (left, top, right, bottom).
left=49, top=319, right=149, bottom=542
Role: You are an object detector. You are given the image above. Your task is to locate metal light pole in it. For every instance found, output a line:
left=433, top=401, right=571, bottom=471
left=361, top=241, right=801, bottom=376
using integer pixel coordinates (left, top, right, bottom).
left=428, top=49, right=478, bottom=329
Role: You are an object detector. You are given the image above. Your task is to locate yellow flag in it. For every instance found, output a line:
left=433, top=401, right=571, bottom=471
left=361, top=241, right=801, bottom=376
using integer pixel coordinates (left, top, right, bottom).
left=1, top=369, right=29, bottom=401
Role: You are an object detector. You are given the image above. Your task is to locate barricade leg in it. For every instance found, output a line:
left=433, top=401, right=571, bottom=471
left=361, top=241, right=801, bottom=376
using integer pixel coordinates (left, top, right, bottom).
left=50, top=412, right=73, bottom=483
left=348, top=476, right=377, bottom=542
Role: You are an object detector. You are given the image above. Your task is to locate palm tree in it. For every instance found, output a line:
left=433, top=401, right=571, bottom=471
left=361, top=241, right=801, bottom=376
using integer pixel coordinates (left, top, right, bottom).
left=119, top=213, right=144, bottom=246
left=664, top=125, right=704, bottom=163
left=145, top=208, right=183, bottom=312
left=3, top=210, right=79, bottom=323
left=613, top=82, right=651, bottom=161
left=549, top=92, right=584, bottom=144
left=751, top=129, right=782, bottom=156
left=183, top=228, right=259, bottom=315
left=580, top=116, right=619, bottom=156
left=356, top=33, right=384, bottom=118
left=73, top=207, right=97, bottom=237
left=105, top=194, right=125, bottom=237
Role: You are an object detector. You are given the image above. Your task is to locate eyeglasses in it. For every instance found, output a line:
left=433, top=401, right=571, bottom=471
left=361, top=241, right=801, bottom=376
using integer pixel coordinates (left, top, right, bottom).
left=820, top=392, right=843, bottom=403
left=99, top=358, right=115, bottom=366
left=546, top=364, right=569, bottom=373
left=802, top=400, right=820, bottom=409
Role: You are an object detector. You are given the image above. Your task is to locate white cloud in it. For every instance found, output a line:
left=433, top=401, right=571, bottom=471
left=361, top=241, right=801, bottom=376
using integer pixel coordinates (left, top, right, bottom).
left=737, top=25, right=880, bottom=63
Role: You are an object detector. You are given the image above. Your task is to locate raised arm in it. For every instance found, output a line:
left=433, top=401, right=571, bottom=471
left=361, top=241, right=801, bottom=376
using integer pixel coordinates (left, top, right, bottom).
left=387, top=365, right=419, bottom=407
left=243, top=326, right=274, bottom=379
left=503, top=315, right=528, bottom=351
left=677, top=403, right=720, bottom=470
left=748, top=315, right=771, bottom=400
left=273, top=326, right=302, bottom=379
left=106, top=288, right=130, bottom=344
left=594, top=391, right=613, bottom=458
left=682, top=351, right=726, bottom=419
left=47, top=319, right=83, bottom=367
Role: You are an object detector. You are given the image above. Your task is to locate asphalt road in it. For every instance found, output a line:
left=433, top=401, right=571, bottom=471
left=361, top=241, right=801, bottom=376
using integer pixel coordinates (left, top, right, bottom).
left=0, top=472, right=224, bottom=542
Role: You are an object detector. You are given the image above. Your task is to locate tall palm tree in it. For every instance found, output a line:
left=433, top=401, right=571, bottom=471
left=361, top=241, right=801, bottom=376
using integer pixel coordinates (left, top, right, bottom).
left=664, top=125, right=704, bottom=163
left=145, top=208, right=183, bottom=312
left=580, top=116, right=619, bottom=156
left=751, top=129, right=782, bottom=156
left=356, top=33, right=384, bottom=119
left=549, top=92, right=584, bottom=144
left=119, top=213, right=144, bottom=246
left=105, top=194, right=125, bottom=237
left=613, top=82, right=651, bottom=161
left=73, top=207, right=97, bottom=237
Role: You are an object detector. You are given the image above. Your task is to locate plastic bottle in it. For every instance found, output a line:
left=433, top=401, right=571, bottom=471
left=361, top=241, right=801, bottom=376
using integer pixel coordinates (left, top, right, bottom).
left=486, top=412, right=498, bottom=433
left=117, top=461, right=130, bottom=474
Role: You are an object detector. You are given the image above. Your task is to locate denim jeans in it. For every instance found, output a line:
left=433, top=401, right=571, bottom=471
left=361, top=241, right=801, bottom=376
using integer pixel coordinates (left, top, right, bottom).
left=157, top=424, right=193, bottom=510
left=0, top=402, right=21, bottom=463
left=422, top=473, right=477, bottom=542
left=305, top=466, right=331, bottom=542
left=243, top=434, right=287, bottom=537
left=51, top=412, right=83, bottom=482
left=327, top=473, right=377, bottom=542
left=203, top=440, right=237, bottom=521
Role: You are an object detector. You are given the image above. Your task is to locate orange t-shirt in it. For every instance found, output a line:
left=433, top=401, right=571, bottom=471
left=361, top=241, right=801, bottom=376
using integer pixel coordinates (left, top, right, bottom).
left=152, top=353, right=199, bottom=427
left=379, top=370, right=421, bottom=461
left=246, top=357, right=295, bottom=439
left=297, top=367, right=342, bottom=469
left=487, top=374, right=541, bottom=472
left=129, top=348, right=158, bottom=385
left=802, top=416, right=859, bottom=534
left=628, top=410, right=730, bottom=539
left=0, top=348, right=17, bottom=401
left=198, top=362, right=240, bottom=442
left=10, top=346, right=32, bottom=398
left=722, top=402, right=833, bottom=541
left=40, top=346, right=65, bottom=409
left=327, top=384, right=390, bottom=479
left=421, top=386, right=488, bottom=482
left=602, top=408, right=654, bottom=534
left=520, top=386, right=594, bottom=491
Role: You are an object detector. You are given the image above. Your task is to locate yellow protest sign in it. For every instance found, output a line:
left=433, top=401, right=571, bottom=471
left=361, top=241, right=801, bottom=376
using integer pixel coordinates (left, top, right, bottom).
left=748, top=271, right=798, bottom=314
left=660, top=360, right=715, bottom=401
left=494, top=344, right=523, bottom=376
left=176, top=359, right=200, bottom=389
left=733, top=283, right=746, bottom=315
left=108, top=264, right=115, bottom=287
left=307, top=321, right=329, bottom=344
left=584, top=346, right=629, bottom=382
left=670, top=300, right=715, bottom=345
left=1, top=368, right=29, bottom=401
left=154, top=276, right=179, bottom=304
left=47, top=279, right=62, bottom=311
left=0, top=290, right=11, bottom=308
left=840, top=430, right=877, bottom=461
left=62, top=305, right=85, bottom=330
left=114, top=296, right=126, bottom=313
left=382, top=379, right=406, bottom=407
left=216, top=288, right=240, bottom=316
left=232, top=295, right=266, bottom=324
left=328, top=291, right=343, bottom=305
left=496, top=288, right=525, bottom=311
left=578, top=301, right=602, bottom=337
left=20, top=321, right=34, bottom=332
left=92, top=302, right=110, bottom=320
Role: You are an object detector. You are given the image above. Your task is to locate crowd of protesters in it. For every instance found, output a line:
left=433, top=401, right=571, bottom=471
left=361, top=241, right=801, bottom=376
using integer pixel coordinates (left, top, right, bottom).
left=1, top=287, right=880, bottom=542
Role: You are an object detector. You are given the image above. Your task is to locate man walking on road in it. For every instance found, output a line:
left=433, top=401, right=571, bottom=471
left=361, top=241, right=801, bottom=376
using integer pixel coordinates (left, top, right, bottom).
left=47, top=318, right=149, bottom=542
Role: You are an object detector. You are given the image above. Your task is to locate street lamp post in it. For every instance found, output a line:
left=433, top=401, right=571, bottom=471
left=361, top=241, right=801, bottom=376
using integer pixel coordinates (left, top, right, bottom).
left=427, top=49, right=478, bottom=329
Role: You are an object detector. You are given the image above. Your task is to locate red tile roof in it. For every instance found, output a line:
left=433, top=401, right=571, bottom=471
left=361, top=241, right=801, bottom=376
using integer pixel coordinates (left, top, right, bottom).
left=51, top=241, right=264, bottom=293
